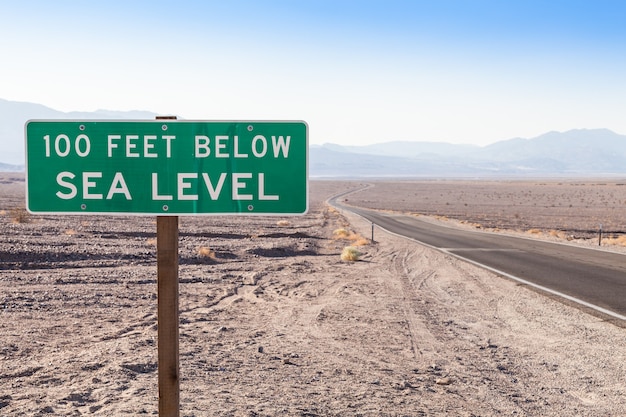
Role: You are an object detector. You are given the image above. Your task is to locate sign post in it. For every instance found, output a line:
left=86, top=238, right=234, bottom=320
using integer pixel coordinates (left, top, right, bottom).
left=25, top=118, right=308, bottom=416
left=155, top=116, right=180, bottom=416
left=157, top=215, right=180, bottom=415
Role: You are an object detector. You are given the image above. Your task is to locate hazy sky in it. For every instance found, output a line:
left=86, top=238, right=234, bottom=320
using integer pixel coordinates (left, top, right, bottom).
left=2, top=0, right=626, bottom=146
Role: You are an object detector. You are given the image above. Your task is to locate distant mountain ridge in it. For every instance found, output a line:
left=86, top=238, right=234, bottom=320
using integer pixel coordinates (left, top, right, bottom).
left=311, top=128, right=626, bottom=177
left=0, top=98, right=157, bottom=167
left=320, top=141, right=479, bottom=159
left=2, top=98, right=626, bottom=176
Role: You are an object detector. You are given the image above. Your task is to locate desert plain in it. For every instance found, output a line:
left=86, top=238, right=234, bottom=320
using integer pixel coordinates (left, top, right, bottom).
left=1, top=173, right=626, bottom=416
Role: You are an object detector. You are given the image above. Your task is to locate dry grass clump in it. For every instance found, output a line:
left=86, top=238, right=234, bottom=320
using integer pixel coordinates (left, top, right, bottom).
left=604, top=235, right=626, bottom=246
left=548, top=230, right=568, bottom=239
left=333, top=228, right=351, bottom=238
left=9, top=207, right=30, bottom=224
left=333, top=228, right=369, bottom=246
left=64, top=229, right=77, bottom=236
left=352, top=236, right=369, bottom=246
left=341, top=246, right=361, bottom=262
left=197, top=246, right=216, bottom=259
left=276, top=220, right=290, bottom=227
left=146, top=238, right=157, bottom=246
left=528, top=229, right=572, bottom=240
left=460, top=220, right=483, bottom=229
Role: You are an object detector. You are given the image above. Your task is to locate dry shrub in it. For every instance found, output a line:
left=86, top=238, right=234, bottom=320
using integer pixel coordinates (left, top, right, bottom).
left=9, top=207, right=30, bottom=224
left=464, top=222, right=484, bottom=229
left=605, top=235, right=626, bottom=247
left=527, top=228, right=542, bottom=235
left=333, top=228, right=350, bottom=238
left=197, top=246, right=216, bottom=259
left=548, top=230, right=567, bottom=239
left=333, top=228, right=369, bottom=246
left=64, top=229, right=77, bottom=236
left=341, top=246, right=361, bottom=262
left=352, top=236, right=370, bottom=246
left=146, top=238, right=157, bottom=246
left=276, top=220, right=290, bottom=227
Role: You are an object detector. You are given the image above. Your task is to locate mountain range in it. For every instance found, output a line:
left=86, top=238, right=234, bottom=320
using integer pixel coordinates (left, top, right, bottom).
left=0, top=98, right=157, bottom=168
left=311, top=128, right=626, bottom=177
left=2, top=98, right=626, bottom=177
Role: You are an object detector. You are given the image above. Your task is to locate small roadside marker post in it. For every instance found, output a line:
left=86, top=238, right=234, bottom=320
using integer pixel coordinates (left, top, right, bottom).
left=599, top=224, right=603, bottom=246
left=156, top=116, right=180, bottom=416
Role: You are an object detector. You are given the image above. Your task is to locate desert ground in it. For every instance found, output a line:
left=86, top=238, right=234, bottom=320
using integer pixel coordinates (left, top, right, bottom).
left=1, top=173, right=626, bottom=416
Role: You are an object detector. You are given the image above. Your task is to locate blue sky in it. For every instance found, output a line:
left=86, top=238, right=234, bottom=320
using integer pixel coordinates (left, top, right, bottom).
left=2, top=0, right=626, bottom=146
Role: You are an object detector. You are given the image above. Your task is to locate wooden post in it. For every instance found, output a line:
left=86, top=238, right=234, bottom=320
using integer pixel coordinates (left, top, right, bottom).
left=157, top=215, right=179, bottom=416
left=156, top=116, right=179, bottom=417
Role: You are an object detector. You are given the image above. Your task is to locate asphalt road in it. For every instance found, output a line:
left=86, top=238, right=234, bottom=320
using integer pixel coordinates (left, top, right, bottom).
left=332, top=197, right=626, bottom=321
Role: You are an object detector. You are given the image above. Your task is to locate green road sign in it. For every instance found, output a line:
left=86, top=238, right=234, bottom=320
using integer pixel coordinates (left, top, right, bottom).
left=25, top=120, right=308, bottom=215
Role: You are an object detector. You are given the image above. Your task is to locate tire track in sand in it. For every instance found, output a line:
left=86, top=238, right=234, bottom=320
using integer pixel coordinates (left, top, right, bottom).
left=385, top=247, right=441, bottom=363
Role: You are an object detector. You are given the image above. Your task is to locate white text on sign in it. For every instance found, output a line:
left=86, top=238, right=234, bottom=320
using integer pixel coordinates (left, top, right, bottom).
left=43, top=134, right=291, bottom=160
left=55, top=172, right=279, bottom=201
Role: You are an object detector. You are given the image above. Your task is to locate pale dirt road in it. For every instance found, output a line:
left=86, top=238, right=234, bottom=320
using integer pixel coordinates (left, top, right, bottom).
left=1, top=176, right=625, bottom=416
